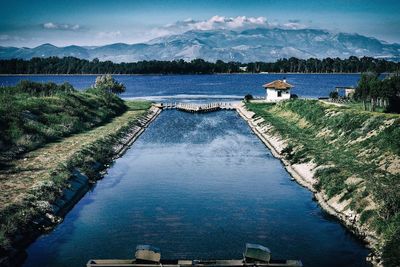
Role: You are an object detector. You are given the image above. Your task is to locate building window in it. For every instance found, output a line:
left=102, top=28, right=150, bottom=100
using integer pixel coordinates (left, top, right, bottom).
left=277, top=91, right=282, bottom=97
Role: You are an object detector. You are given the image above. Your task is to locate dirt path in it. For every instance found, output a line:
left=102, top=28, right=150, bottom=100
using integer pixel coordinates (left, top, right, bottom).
left=0, top=108, right=148, bottom=209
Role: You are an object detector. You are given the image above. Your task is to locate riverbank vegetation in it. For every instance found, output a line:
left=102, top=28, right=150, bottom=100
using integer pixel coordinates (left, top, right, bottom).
left=355, top=73, right=400, bottom=113
left=0, top=79, right=126, bottom=162
left=326, top=73, right=400, bottom=114
left=246, top=100, right=400, bottom=266
left=0, top=80, right=151, bottom=262
left=0, top=56, right=399, bottom=74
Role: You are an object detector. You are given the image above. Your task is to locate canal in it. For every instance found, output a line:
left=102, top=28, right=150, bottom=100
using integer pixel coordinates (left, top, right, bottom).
left=23, top=110, right=370, bottom=267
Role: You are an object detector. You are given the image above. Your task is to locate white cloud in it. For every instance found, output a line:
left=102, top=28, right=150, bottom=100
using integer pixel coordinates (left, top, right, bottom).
left=42, top=22, right=81, bottom=31
left=43, top=22, right=57, bottom=29
left=145, top=15, right=269, bottom=40
left=148, top=16, right=309, bottom=39
left=96, top=31, right=122, bottom=39
left=0, top=34, right=25, bottom=42
left=282, top=22, right=307, bottom=30
left=169, top=15, right=270, bottom=32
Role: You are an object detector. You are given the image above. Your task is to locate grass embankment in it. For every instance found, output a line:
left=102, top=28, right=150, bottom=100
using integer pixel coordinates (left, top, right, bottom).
left=0, top=82, right=151, bottom=259
left=0, top=81, right=128, bottom=161
left=343, top=101, right=385, bottom=113
left=246, top=100, right=400, bottom=266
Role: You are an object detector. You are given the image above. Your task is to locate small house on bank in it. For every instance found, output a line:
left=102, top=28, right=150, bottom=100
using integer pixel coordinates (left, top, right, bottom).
left=335, top=86, right=355, bottom=98
left=263, top=79, right=293, bottom=102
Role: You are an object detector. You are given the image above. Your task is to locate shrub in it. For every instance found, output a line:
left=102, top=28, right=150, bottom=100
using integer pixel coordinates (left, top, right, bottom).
left=360, top=210, right=375, bottom=224
left=94, top=74, right=126, bottom=94
left=329, top=91, right=339, bottom=99
left=244, top=94, right=253, bottom=102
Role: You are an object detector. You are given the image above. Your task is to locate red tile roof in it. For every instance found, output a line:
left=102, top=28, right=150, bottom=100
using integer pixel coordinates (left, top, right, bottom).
left=263, top=80, right=293, bottom=90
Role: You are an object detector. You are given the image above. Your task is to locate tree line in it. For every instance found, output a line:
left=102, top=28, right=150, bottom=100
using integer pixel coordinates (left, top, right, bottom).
left=355, top=73, right=400, bottom=113
left=0, top=56, right=399, bottom=74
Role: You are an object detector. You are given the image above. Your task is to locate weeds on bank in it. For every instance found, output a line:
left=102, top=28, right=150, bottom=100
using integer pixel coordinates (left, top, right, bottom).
left=246, top=100, right=400, bottom=266
left=0, top=80, right=151, bottom=256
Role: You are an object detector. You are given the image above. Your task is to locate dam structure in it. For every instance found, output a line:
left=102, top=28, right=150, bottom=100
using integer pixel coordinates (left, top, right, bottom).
left=158, top=102, right=237, bottom=113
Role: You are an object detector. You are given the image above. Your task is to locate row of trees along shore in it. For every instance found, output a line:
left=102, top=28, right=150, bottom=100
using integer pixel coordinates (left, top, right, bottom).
left=355, top=73, right=400, bottom=113
left=0, top=56, right=399, bottom=74
left=326, top=72, right=400, bottom=113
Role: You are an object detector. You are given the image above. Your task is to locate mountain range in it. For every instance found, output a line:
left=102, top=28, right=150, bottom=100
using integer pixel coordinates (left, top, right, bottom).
left=1, top=28, right=399, bottom=62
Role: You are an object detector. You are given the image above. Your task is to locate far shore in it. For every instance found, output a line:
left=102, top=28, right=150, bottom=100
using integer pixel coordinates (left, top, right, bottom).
left=0, top=72, right=370, bottom=76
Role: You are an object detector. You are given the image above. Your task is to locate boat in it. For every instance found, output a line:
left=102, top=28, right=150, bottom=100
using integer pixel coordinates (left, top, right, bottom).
left=86, top=243, right=303, bottom=267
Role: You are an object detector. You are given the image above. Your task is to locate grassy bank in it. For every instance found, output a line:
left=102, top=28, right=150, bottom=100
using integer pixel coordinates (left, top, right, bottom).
left=0, top=81, right=152, bottom=261
left=0, top=81, right=127, bottom=162
left=246, top=100, right=400, bottom=266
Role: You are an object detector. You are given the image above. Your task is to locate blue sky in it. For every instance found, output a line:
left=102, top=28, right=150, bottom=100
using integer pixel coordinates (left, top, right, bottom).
left=1, top=0, right=399, bottom=47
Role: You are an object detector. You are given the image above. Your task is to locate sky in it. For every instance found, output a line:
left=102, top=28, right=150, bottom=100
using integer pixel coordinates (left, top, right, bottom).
left=0, top=0, right=399, bottom=47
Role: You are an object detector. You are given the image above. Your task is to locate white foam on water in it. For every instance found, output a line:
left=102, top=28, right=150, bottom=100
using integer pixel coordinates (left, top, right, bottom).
left=122, top=94, right=245, bottom=101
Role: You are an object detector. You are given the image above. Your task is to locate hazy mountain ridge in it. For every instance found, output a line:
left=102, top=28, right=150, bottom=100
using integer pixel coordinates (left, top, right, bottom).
left=1, top=28, right=399, bottom=62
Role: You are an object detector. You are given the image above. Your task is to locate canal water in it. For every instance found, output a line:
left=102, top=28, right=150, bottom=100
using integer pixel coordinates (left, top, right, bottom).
left=23, top=110, right=370, bottom=267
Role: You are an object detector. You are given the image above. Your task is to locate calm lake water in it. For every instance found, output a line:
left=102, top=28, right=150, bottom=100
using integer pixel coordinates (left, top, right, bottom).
left=0, top=74, right=360, bottom=101
left=23, top=110, right=370, bottom=267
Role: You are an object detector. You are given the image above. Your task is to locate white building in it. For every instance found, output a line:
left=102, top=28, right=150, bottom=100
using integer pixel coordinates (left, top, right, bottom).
left=263, top=79, right=293, bottom=102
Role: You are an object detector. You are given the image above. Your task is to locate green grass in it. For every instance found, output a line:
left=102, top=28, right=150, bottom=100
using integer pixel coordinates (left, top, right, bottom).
left=0, top=99, right=151, bottom=257
left=343, top=101, right=386, bottom=113
left=0, top=85, right=127, bottom=161
left=0, top=82, right=152, bottom=258
left=246, top=100, right=400, bottom=266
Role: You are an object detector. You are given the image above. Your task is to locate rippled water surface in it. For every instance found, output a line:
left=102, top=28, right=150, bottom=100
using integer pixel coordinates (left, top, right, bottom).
left=0, top=74, right=360, bottom=101
left=23, top=110, right=369, bottom=267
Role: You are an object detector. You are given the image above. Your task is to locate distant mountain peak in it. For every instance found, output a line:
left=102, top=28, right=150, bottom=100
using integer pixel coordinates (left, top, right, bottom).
left=1, top=28, right=399, bottom=62
left=36, top=43, right=56, bottom=48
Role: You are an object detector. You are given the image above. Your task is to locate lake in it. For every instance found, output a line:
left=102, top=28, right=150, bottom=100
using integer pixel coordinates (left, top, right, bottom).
left=0, top=74, right=360, bottom=102
left=22, top=110, right=370, bottom=267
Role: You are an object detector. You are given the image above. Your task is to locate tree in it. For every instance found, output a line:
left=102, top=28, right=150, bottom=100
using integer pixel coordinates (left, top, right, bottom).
left=1, top=56, right=400, bottom=75
left=329, top=91, right=339, bottom=99
left=382, top=75, right=400, bottom=113
left=94, top=74, right=126, bottom=94
left=244, top=94, right=253, bottom=102
left=369, top=78, right=382, bottom=111
left=355, top=72, right=379, bottom=111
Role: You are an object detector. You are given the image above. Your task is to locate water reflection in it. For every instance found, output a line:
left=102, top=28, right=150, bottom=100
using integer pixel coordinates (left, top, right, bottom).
left=24, top=110, right=369, bottom=267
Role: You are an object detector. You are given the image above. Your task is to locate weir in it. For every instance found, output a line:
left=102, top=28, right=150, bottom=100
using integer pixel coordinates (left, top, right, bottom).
left=158, top=102, right=236, bottom=113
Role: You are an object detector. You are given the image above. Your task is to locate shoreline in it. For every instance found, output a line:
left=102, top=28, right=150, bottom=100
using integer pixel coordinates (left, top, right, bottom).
left=0, top=72, right=367, bottom=76
left=0, top=105, right=162, bottom=267
left=235, top=103, right=380, bottom=266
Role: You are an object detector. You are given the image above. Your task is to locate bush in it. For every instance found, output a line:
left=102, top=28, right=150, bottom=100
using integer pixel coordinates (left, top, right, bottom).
left=15, top=80, right=75, bottom=96
left=382, top=227, right=400, bottom=267
left=360, top=210, right=375, bottom=224
left=244, top=94, right=253, bottom=102
left=329, top=90, right=339, bottom=99
left=94, top=74, right=126, bottom=94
